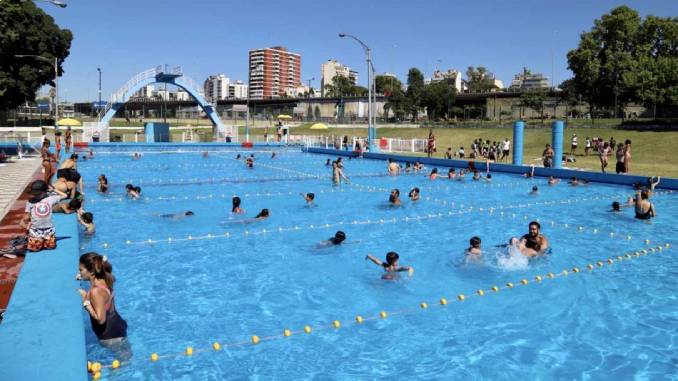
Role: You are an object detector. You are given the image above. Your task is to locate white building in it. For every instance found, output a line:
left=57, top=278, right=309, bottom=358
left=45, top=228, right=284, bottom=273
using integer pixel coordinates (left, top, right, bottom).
left=429, top=69, right=463, bottom=93
left=203, top=74, right=231, bottom=102
left=321, top=59, right=357, bottom=96
left=229, top=80, right=248, bottom=99
left=510, top=68, right=549, bottom=90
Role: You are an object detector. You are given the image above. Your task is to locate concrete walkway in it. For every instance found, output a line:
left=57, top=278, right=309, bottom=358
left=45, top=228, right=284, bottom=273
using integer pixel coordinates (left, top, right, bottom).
left=0, top=157, right=41, bottom=222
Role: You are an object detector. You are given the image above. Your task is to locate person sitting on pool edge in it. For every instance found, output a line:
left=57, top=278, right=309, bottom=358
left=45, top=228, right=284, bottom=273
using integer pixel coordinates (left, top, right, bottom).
left=634, top=189, right=656, bottom=220
left=465, top=236, right=482, bottom=263
left=365, top=251, right=414, bottom=279
left=232, top=196, right=244, bottom=214
left=78, top=252, right=128, bottom=345
left=389, top=189, right=401, bottom=206
left=408, top=187, right=420, bottom=201
left=518, top=221, right=549, bottom=257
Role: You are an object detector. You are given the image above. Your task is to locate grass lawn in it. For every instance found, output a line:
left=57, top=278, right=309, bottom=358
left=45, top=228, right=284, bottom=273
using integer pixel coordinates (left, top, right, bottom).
left=240, top=126, right=678, bottom=178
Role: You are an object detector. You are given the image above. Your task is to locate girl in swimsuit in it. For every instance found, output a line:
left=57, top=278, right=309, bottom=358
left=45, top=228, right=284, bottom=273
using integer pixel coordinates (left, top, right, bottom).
left=64, top=127, right=72, bottom=153
left=40, top=139, right=54, bottom=184
left=78, top=253, right=128, bottom=345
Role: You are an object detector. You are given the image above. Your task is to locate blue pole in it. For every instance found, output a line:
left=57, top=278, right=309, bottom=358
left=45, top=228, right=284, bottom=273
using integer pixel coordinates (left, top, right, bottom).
left=512, top=120, right=524, bottom=165
left=552, top=120, right=564, bottom=169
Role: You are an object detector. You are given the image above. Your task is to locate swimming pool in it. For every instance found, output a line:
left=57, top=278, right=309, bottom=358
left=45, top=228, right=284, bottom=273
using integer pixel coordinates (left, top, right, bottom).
left=77, top=146, right=677, bottom=380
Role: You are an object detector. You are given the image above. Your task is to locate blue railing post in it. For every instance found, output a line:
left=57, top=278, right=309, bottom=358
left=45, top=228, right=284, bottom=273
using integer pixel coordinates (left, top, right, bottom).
left=512, top=120, right=524, bottom=165
left=552, top=120, right=564, bottom=169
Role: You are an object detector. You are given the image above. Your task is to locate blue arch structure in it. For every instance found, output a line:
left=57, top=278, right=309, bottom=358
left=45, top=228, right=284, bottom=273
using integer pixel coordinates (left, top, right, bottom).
left=99, top=71, right=227, bottom=139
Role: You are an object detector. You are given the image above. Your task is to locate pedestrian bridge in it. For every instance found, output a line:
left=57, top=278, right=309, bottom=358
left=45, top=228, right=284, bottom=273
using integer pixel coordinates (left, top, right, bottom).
left=97, top=65, right=233, bottom=141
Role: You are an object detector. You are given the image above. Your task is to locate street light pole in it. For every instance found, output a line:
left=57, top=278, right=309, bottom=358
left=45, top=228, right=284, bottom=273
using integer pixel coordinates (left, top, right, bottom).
left=339, top=33, right=377, bottom=151
left=97, top=67, right=102, bottom=109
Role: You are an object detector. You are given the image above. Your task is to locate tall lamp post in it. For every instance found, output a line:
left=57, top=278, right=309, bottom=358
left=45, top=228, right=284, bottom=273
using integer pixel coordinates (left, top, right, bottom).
left=97, top=67, right=102, bottom=113
left=15, top=54, right=59, bottom=124
left=339, top=33, right=377, bottom=151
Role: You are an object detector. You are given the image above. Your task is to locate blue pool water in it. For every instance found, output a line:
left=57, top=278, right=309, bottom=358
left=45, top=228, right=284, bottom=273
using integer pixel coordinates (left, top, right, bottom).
left=77, top=147, right=678, bottom=380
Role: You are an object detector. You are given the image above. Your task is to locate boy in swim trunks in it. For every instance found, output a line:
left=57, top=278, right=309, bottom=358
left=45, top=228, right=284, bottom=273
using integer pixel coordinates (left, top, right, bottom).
left=21, top=180, right=67, bottom=251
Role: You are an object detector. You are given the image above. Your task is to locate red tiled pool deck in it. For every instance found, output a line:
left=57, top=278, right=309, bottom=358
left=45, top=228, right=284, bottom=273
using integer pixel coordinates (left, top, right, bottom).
left=0, top=158, right=42, bottom=311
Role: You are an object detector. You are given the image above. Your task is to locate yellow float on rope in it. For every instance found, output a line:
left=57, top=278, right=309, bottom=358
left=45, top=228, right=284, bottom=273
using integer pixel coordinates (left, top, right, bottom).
left=355, top=316, right=364, bottom=324
left=332, top=320, right=341, bottom=329
left=185, top=347, right=193, bottom=356
left=440, top=298, right=448, bottom=305
left=213, top=342, right=221, bottom=350
left=420, top=302, right=429, bottom=309
left=506, top=282, right=514, bottom=288
left=251, top=335, right=260, bottom=345
left=151, top=353, right=159, bottom=362
left=457, top=294, right=465, bottom=301
left=304, top=326, right=312, bottom=334
left=380, top=311, right=388, bottom=319
left=520, top=279, right=528, bottom=285
left=477, top=289, right=485, bottom=296
left=111, top=360, right=120, bottom=369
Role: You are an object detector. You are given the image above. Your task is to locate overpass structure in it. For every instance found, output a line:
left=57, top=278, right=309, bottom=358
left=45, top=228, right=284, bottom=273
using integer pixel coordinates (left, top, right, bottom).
left=97, top=66, right=233, bottom=141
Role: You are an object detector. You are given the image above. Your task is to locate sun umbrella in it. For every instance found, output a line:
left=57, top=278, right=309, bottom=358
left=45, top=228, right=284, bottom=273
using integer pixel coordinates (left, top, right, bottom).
left=277, top=114, right=292, bottom=120
left=309, top=123, right=328, bottom=130
left=56, top=118, right=82, bottom=126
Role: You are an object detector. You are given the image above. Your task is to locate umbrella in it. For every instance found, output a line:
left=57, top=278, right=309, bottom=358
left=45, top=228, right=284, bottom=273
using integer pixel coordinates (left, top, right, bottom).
left=309, top=123, right=328, bottom=130
left=277, top=114, right=292, bottom=120
left=56, top=118, right=82, bottom=126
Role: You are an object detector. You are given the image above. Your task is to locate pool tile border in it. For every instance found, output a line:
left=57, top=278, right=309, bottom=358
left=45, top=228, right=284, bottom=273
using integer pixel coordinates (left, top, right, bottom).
left=304, top=148, right=678, bottom=190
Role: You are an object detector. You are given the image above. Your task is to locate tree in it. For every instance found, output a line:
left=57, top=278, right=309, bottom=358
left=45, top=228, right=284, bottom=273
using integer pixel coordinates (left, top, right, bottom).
left=422, top=79, right=456, bottom=121
left=559, top=78, right=580, bottom=119
left=405, top=68, right=425, bottom=121
left=0, top=1, right=73, bottom=109
left=567, top=6, right=677, bottom=119
left=375, top=75, right=403, bottom=96
left=466, top=66, right=497, bottom=93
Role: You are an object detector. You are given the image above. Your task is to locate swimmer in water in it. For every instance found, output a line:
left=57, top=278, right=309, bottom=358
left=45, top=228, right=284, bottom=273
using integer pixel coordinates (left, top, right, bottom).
left=236, top=154, right=242, bottom=160
left=523, top=165, right=535, bottom=178
left=548, top=176, right=560, bottom=185
left=231, top=196, right=244, bottom=214
left=429, top=168, right=438, bottom=180
left=254, top=209, right=269, bottom=220
left=322, top=231, right=346, bottom=246
left=404, top=162, right=412, bottom=173
left=160, top=211, right=195, bottom=220
left=472, top=170, right=481, bottom=181
left=332, top=161, right=350, bottom=185
left=301, top=192, right=315, bottom=205
left=408, top=187, right=420, bottom=201
left=365, top=251, right=414, bottom=278
left=389, top=189, right=401, bottom=206
left=202, top=151, right=208, bottom=158
left=529, top=186, right=539, bottom=195
left=388, top=158, right=400, bottom=175
left=271, top=152, right=276, bottom=159
left=77, top=210, right=95, bottom=234
left=465, top=236, right=482, bottom=263
left=518, top=221, right=549, bottom=257
left=447, top=168, right=456, bottom=179
left=97, top=174, right=109, bottom=193
left=611, top=201, right=622, bottom=212
left=125, top=184, right=141, bottom=199
left=413, top=161, right=423, bottom=171
left=245, top=157, right=254, bottom=168
left=325, top=158, right=331, bottom=166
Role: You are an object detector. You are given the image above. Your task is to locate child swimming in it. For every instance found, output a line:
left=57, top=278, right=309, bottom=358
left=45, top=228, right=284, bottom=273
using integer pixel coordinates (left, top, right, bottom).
left=365, top=251, right=414, bottom=279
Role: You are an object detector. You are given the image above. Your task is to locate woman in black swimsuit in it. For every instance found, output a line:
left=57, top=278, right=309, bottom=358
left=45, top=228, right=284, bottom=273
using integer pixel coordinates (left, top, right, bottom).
left=78, top=253, right=128, bottom=344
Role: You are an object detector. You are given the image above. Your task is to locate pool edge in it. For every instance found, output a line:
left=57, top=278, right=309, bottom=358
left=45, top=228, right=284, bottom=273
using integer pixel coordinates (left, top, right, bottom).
left=0, top=214, right=87, bottom=381
left=304, top=148, right=678, bottom=191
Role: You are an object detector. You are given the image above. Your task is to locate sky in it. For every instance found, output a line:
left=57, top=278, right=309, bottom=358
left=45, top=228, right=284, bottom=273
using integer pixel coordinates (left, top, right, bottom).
left=37, top=0, right=678, bottom=102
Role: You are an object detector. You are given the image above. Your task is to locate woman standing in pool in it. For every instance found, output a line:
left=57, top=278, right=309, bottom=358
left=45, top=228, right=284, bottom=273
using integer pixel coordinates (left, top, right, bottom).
left=40, top=139, right=55, bottom=184
left=78, top=253, right=128, bottom=345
